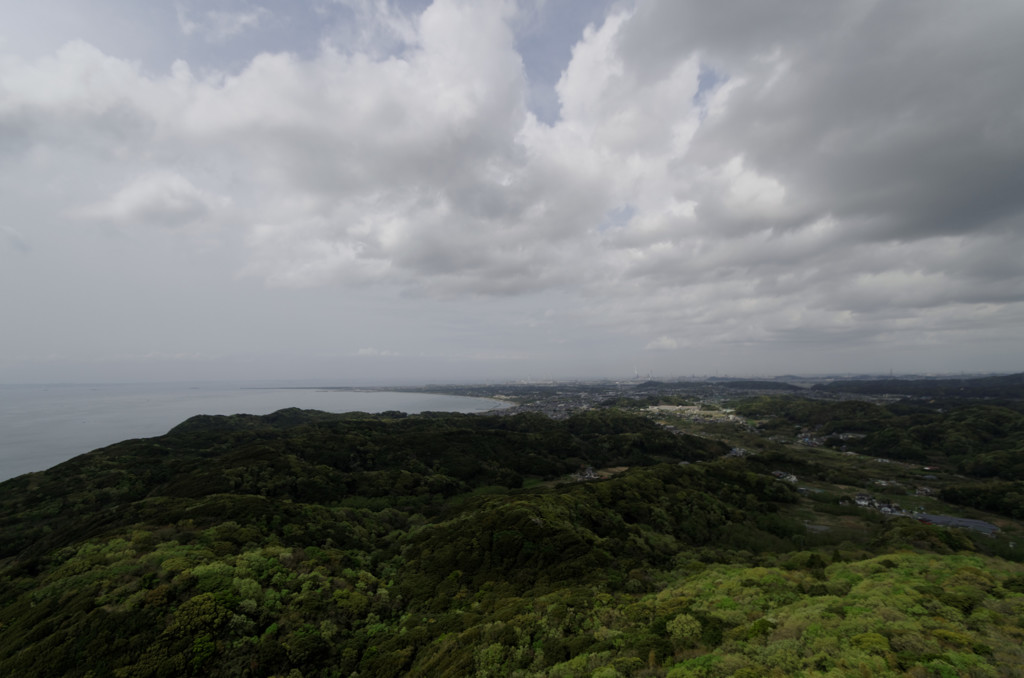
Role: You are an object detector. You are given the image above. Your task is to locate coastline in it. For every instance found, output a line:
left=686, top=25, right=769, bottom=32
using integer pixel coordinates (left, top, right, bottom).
left=0, top=384, right=511, bottom=482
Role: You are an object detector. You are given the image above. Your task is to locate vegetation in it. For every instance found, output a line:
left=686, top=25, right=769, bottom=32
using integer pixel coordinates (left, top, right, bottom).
left=733, top=396, right=1024, bottom=476
left=812, top=372, right=1024, bottom=400
left=718, top=381, right=805, bottom=392
left=2, top=402, right=1023, bottom=677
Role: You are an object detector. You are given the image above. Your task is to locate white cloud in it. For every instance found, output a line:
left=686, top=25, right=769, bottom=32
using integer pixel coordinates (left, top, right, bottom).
left=326, top=0, right=421, bottom=56
left=177, top=5, right=270, bottom=42
left=645, top=336, right=678, bottom=351
left=356, top=347, right=400, bottom=357
left=74, top=172, right=228, bottom=229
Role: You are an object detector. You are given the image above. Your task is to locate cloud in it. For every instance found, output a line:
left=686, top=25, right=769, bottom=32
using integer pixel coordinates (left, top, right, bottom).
left=645, top=336, right=678, bottom=351
left=177, top=5, right=270, bottom=42
left=2, top=0, right=1023, bottom=370
left=74, top=172, right=228, bottom=229
left=1, top=226, right=30, bottom=253
left=356, top=347, right=400, bottom=357
left=325, top=0, right=421, bottom=57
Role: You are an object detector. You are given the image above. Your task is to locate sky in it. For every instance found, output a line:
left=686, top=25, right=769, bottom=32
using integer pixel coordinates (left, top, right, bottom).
left=1, top=0, right=1022, bottom=385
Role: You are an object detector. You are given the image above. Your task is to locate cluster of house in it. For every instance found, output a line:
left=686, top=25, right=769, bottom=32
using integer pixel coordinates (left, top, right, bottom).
left=571, top=466, right=599, bottom=482
left=646, top=405, right=740, bottom=423
left=795, top=430, right=867, bottom=448
left=854, top=493, right=908, bottom=516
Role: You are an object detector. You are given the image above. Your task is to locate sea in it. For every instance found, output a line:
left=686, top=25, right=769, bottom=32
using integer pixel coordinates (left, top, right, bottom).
left=0, top=382, right=509, bottom=482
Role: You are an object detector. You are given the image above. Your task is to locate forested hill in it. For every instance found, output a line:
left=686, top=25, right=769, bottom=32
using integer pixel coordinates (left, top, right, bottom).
left=2, top=409, right=1023, bottom=677
left=0, top=409, right=726, bottom=566
left=717, top=380, right=804, bottom=392
left=812, top=372, right=1024, bottom=399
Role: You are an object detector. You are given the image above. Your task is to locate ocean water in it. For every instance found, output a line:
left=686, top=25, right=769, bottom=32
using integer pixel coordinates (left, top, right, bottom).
left=0, top=383, right=508, bottom=482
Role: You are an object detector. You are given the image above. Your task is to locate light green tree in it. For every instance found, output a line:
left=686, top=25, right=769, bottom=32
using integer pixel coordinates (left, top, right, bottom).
left=667, top=613, right=702, bottom=649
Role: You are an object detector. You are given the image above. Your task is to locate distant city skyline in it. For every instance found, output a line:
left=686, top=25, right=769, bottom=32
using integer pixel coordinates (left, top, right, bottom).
left=2, top=1, right=1022, bottom=384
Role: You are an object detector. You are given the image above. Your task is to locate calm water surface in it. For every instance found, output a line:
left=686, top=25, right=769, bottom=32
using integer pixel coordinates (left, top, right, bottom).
left=0, top=383, right=507, bottom=482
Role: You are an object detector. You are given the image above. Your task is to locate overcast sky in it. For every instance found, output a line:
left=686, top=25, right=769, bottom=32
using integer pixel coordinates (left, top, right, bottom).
left=2, top=0, right=1022, bottom=384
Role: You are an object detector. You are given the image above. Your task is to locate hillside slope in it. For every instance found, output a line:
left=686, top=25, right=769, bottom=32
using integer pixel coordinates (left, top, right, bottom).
left=1, top=409, right=1022, bottom=677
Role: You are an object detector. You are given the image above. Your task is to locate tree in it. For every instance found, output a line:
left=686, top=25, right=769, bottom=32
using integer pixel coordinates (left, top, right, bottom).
left=667, top=613, right=702, bottom=650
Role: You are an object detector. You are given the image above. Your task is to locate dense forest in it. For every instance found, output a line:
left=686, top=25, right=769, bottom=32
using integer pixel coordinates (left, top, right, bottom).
left=2, top=403, right=1023, bottom=677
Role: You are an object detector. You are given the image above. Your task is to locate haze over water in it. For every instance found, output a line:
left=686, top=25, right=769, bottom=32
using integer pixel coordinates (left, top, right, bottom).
left=0, top=383, right=507, bottom=482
